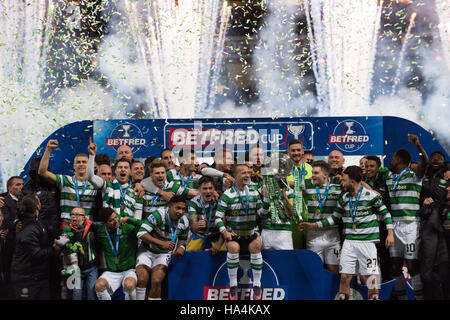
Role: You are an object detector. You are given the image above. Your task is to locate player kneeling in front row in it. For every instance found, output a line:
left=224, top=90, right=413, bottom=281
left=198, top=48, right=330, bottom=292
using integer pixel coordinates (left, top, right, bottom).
left=300, top=166, right=394, bottom=300
left=95, top=207, right=142, bottom=300
left=135, top=195, right=189, bottom=300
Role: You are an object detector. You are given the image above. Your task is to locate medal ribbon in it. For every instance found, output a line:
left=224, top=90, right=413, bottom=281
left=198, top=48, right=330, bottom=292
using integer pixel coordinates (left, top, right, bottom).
left=166, top=211, right=179, bottom=243
left=151, top=181, right=168, bottom=206
left=180, top=173, right=193, bottom=188
left=233, top=183, right=249, bottom=216
left=105, top=226, right=120, bottom=259
left=200, top=196, right=214, bottom=230
left=119, top=179, right=131, bottom=204
left=391, top=167, right=409, bottom=192
left=74, top=177, right=88, bottom=206
left=349, top=186, right=363, bottom=225
left=315, top=178, right=331, bottom=212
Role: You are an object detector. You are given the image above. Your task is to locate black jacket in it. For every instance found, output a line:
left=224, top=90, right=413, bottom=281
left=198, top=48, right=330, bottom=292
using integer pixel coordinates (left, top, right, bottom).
left=10, top=212, right=54, bottom=283
left=0, top=193, right=19, bottom=226
left=20, top=178, right=61, bottom=241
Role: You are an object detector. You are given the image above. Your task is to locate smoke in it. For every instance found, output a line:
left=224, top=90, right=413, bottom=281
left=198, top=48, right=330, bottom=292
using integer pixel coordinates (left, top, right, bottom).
left=251, top=0, right=318, bottom=118
left=96, top=32, right=150, bottom=118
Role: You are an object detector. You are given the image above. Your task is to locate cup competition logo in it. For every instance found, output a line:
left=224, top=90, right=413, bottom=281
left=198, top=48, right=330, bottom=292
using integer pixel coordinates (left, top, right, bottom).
left=105, top=122, right=146, bottom=153
left=328, top=119, right=369, bottom=153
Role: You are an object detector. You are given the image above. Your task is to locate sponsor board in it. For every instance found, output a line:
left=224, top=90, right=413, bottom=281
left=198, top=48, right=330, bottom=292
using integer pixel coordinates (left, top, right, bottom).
left=164, top=120, right=314, bottom=156
left=328, top=119, right=370, bottom=153
left=202, top=254, right=287, bottom=300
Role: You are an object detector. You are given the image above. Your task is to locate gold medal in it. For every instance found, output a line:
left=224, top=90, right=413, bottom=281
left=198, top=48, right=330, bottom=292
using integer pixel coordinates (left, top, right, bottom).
left=115, top=257, right=119, bottom=265
left=315, top=208, right=320, bottom=215
left=120, top=203, right=125, bottom=211
left=352, top=224, right=356, bottom=231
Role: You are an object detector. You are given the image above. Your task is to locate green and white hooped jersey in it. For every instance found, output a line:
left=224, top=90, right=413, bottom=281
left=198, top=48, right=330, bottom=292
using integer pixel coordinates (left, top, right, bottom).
left=215, top=184, right=268, bottom=237
left=103, top=179, right=133, bottom=215
left=56, top=175, right=98, bottom=220
left=303, top=179, right=343, bottom=223
left=142, top=180, right=189, bottom=220
left=166, top=169, right=202, bottom=190
left=261, top=188, right=295, bottom=231
left=317, top=187, right=393, bottom=242
left=137, top=207, right=190, bottom=254
left=122, top=189, right=144, bottom=220
left=383, top=169, right=422, bottom=222
left=188, top=195, right=220, bottom=236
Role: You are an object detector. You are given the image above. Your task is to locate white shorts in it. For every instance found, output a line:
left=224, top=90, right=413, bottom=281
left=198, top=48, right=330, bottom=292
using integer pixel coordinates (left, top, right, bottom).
left=261, top=229, right=293, bottom=250
left=99, top=269, right=137, bottom=294
left=339, top=240, right=379, bottom=276
left=389, top=220, right=420, bottom=260
left=306, top=229, right=341, bottom=265
left=136, top=248, right=172, bottom=268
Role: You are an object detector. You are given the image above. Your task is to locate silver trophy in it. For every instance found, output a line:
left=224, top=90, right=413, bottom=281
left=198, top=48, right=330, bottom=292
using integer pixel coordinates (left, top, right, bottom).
left=261, top=152, right=294, bottom=223
left=288, top=125, right=305, bottom=139
left=344, top=121, right=355, bottom=134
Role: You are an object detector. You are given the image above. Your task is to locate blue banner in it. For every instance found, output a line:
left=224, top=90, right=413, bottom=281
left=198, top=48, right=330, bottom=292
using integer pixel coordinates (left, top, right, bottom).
left=168, top=250, right=405, bottom=300
left=92, top=116, right=385, bottom=161
left=20, top=116, right=448, bottom=181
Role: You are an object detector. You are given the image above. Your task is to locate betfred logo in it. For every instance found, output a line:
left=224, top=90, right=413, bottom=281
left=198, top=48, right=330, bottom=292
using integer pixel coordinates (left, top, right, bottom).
left=204, top=285, right=286, bottom=300
left=203, top=255, right=287, bottom=300
left=328, top=120, right=369, bottom=153
left=105, top=122, right=146, bottom=153
left=168, top=128, right=283, bottom=149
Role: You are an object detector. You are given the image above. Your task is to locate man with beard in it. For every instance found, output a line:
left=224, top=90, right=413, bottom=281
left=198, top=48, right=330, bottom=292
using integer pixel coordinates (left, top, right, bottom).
left=187, top=176, right=225, bottom=252
left=300, top=166, right=394, bottom=300
left=135, top=195, right=189, bottom=300
left=286, top=139, right=312, bottom=249
left=215, top=163, right=269, bottom=300
left=363, top=155, right=392, bottom=283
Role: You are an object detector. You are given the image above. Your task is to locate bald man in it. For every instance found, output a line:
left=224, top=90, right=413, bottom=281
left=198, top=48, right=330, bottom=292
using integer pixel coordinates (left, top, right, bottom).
left=117, top=145, right=134, bottom=162
left=328, top=150, right=346, bottom=184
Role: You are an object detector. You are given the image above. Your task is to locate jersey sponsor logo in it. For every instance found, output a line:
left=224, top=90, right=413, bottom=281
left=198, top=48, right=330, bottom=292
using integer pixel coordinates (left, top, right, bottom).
left=388, top=184, right=408, bottom=192
left=203, top=255, right=287, bottom=300
left=105, top=122, right=146, bottom=153
left=328, top=120, right=369, bottom=153
left=231, top=209, right=240, bottom=216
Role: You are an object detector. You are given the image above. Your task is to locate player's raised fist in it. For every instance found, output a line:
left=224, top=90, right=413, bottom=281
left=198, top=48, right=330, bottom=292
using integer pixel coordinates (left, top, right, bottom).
left=46, top=139, right=58, bottom=150
left=408, top=134, right=420, bottom=147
